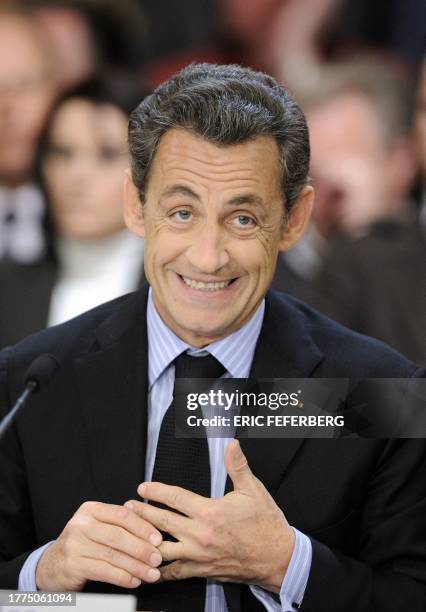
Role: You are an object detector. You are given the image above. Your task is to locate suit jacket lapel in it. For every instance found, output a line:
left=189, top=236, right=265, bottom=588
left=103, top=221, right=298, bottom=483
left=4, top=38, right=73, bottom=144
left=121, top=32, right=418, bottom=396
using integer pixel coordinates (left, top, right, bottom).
left=228, top=290, right=324, bottom=493
left=74, top=288, right=149, bottom=504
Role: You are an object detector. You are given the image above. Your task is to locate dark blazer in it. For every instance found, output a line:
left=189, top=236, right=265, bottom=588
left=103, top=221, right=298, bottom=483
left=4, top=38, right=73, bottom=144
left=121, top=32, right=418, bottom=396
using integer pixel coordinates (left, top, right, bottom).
left=307, top=220, right=426, bottom=367
left=0, top=257, right=146, bottom=348
left=0, top=287, right=425, bottom=611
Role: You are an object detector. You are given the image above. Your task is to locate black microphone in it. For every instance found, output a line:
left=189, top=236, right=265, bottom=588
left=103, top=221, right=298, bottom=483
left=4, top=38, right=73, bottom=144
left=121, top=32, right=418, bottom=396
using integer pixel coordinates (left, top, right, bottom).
left=0, top=354, right=60, bottom=441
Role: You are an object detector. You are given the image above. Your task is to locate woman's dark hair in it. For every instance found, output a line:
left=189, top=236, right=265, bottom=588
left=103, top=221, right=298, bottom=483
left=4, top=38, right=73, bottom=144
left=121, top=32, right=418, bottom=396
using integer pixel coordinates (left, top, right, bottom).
left=35, top=74, right=146, bottom=257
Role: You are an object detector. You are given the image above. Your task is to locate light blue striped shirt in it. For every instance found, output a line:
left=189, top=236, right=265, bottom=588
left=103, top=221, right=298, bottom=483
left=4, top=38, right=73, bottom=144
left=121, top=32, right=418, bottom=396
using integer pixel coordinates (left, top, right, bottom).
left=19, top=289, right=312, bottom=610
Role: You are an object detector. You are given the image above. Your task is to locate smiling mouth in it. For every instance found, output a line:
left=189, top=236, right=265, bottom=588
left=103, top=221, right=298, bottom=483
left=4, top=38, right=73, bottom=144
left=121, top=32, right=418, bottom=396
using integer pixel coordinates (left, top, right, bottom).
left=179, top=274, right=237, bottom=291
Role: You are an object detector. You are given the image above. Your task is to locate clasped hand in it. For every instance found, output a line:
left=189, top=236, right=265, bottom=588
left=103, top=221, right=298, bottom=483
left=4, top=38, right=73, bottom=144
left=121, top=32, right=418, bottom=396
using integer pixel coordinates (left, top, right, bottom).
left=126, top=439, right=295, bottom=594
left=36, top=440, right=294, bottom=594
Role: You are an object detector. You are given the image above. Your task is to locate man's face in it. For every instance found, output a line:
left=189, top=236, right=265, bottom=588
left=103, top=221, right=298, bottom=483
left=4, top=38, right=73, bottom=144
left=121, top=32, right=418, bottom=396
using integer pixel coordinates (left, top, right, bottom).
left=0, top=15, right=55, bottom=185
left=308, top=92, right=407, bottom=237
left=126, top=129, right=306, bottom=347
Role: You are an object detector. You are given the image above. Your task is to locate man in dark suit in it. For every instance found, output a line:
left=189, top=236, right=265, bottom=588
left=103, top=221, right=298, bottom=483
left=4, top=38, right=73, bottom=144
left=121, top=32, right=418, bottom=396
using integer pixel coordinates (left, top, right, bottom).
left=0, top=63, right=425, bottom=612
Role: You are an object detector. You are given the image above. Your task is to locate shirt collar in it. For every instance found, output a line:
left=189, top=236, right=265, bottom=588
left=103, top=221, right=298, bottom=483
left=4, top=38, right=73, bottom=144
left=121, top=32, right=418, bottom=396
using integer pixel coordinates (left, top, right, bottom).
left=147, top=288, right=265, bottom=388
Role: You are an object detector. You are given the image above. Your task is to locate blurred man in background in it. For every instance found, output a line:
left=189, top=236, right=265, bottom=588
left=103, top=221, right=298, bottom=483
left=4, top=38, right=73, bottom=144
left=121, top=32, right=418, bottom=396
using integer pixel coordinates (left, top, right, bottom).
left=306, top=60, right=416, bottom=237
left=273, top=59, right=417, bottom=300
left=304, top=59, right=426, bottom=366
left=0, top=5, right=56, bottom=263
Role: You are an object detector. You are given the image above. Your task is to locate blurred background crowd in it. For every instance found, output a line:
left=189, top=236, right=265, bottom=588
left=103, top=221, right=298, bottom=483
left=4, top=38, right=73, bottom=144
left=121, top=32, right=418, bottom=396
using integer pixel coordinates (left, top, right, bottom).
left=0, top=0, right=425, bottom=365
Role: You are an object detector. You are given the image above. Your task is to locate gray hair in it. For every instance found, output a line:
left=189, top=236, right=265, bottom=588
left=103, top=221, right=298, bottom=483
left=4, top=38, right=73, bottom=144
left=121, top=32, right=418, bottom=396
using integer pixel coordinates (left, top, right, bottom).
left=128, top=63, right=310, bottom=212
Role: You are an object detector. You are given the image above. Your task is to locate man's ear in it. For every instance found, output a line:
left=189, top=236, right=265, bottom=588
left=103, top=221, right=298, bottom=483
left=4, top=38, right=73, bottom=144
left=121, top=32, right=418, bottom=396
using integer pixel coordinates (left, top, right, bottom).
left=278, top=186, right=314, bottom=251
left=123, top=169, right=145, bottom=238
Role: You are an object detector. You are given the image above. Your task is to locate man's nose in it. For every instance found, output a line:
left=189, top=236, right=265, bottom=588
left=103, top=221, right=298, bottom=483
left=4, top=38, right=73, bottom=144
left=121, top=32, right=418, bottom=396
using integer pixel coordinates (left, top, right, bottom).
left=186, top=222, right=230, bottom=274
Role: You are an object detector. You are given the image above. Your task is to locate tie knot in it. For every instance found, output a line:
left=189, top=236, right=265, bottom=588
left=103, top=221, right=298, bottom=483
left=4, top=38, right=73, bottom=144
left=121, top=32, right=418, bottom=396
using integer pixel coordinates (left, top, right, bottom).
left=174, top=352, right=225, bottom=379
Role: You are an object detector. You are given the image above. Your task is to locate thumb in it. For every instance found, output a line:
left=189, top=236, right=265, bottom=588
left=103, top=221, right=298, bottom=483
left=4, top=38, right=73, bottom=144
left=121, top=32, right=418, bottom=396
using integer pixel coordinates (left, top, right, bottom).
left=225, top=439, right=257, bottom=492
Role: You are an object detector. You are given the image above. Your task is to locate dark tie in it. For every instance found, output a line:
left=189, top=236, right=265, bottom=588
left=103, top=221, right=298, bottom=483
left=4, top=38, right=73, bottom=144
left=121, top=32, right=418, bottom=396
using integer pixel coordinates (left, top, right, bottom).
left=139, top=352, right=225, bottom=612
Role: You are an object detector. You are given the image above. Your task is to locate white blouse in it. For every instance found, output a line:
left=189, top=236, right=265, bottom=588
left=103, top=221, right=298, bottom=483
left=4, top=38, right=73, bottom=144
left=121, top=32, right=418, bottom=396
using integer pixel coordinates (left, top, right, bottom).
left=48, top=230, right=144, bottom=326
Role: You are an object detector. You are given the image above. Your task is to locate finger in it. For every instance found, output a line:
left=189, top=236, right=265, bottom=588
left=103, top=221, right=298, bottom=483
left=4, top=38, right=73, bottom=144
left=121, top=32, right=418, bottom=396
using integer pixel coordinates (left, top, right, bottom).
left=88, top=501, right=162, bottom=546
left=224, top=439, right=258, bottom=492
left=160, top=560, right=208, bottom=582
left=81, top=557, right=158, bottom=590
left=83, top=519, right=160, bottom=567
left=125, top=500, right=190, bottom=538
left=159, top=540, right=187, bottom=562
left=82, top=540, right=161, bottom=583
left=137, top=482, right=206, bottom=517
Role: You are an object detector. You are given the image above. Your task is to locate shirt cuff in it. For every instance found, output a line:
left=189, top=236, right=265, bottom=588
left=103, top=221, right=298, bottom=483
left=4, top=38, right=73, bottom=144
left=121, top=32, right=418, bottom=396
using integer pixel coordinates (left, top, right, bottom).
left=250, top=527, right=312, bottom=611
left=18, top=542, right=54, bottom=591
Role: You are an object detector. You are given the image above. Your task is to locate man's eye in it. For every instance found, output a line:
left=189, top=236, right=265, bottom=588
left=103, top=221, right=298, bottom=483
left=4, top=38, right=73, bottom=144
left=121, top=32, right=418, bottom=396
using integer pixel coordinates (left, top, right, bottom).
left=172, top=210, right=192, bottom=222
left=233, top=215, right=255, bottom=228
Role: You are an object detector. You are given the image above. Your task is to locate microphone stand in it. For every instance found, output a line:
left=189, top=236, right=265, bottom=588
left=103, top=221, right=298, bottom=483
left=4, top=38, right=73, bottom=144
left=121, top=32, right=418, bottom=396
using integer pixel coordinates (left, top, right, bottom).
left=0, top=380, right=37, bottom=441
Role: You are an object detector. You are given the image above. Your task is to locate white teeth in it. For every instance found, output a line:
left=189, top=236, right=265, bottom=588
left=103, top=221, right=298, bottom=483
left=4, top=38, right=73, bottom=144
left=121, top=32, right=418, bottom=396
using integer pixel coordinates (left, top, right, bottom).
left=181, top=275, right=232, bottom=291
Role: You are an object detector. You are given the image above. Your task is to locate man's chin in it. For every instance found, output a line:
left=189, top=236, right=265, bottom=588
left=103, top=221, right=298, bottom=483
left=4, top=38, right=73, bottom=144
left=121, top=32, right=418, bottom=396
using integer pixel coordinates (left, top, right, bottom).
left=170, top=314, right=238, bottom=346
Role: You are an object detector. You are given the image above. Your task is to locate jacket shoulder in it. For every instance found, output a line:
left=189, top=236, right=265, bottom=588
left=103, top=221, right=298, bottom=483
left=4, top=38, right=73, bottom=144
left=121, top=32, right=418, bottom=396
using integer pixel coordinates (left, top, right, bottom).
left=2, top=290, right=145, bottom=369
left=269, top=290, right=422, bottom=377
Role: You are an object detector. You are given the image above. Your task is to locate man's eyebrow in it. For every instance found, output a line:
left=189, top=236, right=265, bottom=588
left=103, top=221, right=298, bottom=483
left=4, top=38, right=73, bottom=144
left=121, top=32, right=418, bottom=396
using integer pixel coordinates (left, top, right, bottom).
left=160, top=186, right=265, bottom=208
left=161, top=185, right=200, bottom=200
left=226, top=194, right=264, bottom=207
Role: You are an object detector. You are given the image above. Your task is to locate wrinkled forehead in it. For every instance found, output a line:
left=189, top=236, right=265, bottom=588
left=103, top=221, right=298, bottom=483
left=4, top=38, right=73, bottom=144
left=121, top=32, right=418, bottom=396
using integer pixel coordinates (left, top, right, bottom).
left=148, top=128, right=282, bottom=197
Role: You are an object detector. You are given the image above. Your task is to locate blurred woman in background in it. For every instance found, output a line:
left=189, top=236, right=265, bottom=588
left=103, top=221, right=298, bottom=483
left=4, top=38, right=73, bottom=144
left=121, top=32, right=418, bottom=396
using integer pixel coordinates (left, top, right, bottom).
left=0, top=77, right=146, bottom=346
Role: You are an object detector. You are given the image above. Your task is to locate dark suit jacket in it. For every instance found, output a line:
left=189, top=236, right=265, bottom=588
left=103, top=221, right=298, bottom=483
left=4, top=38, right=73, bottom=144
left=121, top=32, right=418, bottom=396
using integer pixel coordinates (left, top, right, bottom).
left=271, top=252, right=313, bottom=302
left=308, top=220, right=426, bottom=367
left=0, top=257, right=146, bottom=348
left=0, top=287, right=425, bottom=611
